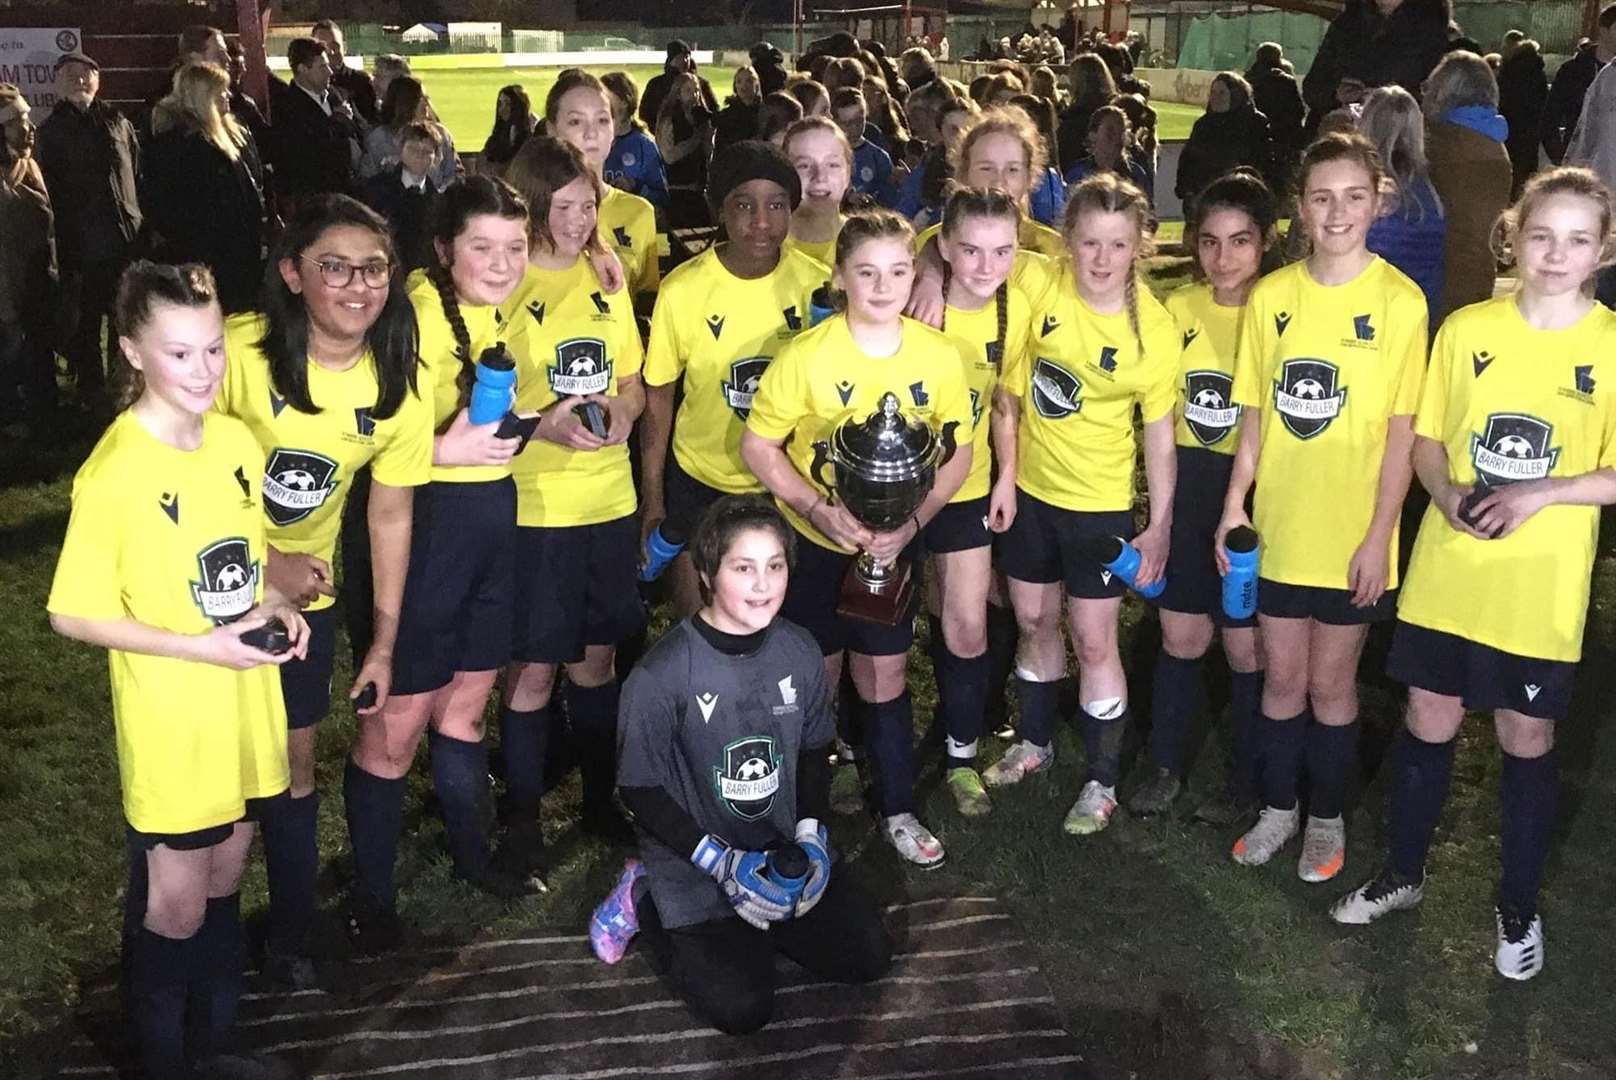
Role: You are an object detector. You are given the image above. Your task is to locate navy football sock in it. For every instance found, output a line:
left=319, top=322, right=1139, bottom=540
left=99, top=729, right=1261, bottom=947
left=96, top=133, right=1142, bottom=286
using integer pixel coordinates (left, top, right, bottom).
left=565, top=681, right=621, bottom=812
left=187, top=893, right=244, bottom=1060
left=864, top=692, right=917, bottom=817
left=939, top=647, right=989, bottom=765
left=1305, top=718, right=1359, bottom=819
left=500, top=704, right=550, bottom=815
left=1387, top=728, right=1456, bottom=880
left=1259, top=710, right=1307, bottom=812
left=343, top=758, right=406, bottom=910
left=127, top=925, right=197, bottom=1078
left=1015, top=676, right=1062, bottom=748
left=429, top=731, right=492, bottom=880
left=1228, top=670, right=1265, bottom=800
left=984, top=604, right=1019, bottom=727
left=1148, top=653, right=1203, bottom=772
left=259, top=790, right=318, bottom=958
left=1499, top=749, right=1558, bottom=916
left=1081, top=702, right=1128, bottom=787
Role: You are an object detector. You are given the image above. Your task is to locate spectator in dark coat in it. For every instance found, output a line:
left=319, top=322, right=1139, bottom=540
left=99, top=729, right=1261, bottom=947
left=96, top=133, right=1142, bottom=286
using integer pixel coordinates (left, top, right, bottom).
left=1542, top=8, right=1616, bottom=164
left=1303, top=0, right=1453, bottom=135
left=226, top=38, right=271, bottom=154
left=1496, top=38, right=1547, bottom=196
left=481, top=84, right=535, bottom=174
left=640, top=41, right=719, bottom=131
left=1176, top=72, right=1271, bottom=205
left=0, top=85, right=57, bottom=423
left=1246, top=42, right=1306, bottom=194
left=142, top=63, right=267, bottom=314
left=1056, top=54, right=1117, bottom=174
left=34, top=51, right=141, bottom=406
left=313, top=19, right=379, bottom=127
left=715, top=66, right=764, bottom=154
left=359, top=123, right=440, bottom=271
left=751, top=42, right=790, bottom=97
left=270, top=38, right=363, bottom=213
left=1422, top=50, right=1510, bottom=321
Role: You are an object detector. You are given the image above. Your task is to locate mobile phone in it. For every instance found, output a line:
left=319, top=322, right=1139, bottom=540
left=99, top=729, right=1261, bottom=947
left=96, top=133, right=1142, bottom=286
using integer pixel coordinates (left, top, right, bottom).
left=574, top=401, right=608, bottom=439
left=496, top=411, right=540, bottom=451
left=239, top=617, right=291, bottom=655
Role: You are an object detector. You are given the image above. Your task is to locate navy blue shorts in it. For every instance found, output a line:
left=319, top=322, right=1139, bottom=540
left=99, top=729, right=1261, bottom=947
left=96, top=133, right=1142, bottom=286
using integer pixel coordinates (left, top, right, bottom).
left=1157, top=447, right=1254, bottom=628
left=780, top=529, right=920, bottom=657
left=996, top=489, right=1134, bottom=600
left=663, top=454, right=744, bottom=542
left=126, top=819, right=241, bottom=852
left=278, top=604, right=337, bottom=729
left=1387, top=621, right=1574, bottom=720
left=391, top=478, right=518, bottom=697
left=511, top=514, right=646, bottom=664
left=925, top=495, right=992, bottom=554
left=1258, top=577, right=1397, bottom=626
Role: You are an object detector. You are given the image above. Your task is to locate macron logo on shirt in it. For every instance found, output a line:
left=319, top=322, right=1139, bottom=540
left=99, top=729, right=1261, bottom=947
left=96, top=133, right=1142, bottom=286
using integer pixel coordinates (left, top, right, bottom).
left=696, top=692, right=719, bottom=723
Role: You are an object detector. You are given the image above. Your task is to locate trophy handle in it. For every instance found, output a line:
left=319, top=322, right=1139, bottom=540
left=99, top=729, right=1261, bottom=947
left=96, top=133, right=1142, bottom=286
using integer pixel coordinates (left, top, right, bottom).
left=808, top=439, right=835, bottom=498
left=935, top=420, right=961, bottom=468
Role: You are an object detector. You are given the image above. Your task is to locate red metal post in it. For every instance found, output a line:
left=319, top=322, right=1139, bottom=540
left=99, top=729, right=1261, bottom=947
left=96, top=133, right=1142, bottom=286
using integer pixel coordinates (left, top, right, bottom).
left=236, top=0, right=270, bottom=119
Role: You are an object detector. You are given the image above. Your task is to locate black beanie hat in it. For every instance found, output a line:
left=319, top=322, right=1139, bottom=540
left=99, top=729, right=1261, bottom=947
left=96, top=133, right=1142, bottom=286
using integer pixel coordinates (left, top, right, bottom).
left=706, top=140, right=802, bottom=217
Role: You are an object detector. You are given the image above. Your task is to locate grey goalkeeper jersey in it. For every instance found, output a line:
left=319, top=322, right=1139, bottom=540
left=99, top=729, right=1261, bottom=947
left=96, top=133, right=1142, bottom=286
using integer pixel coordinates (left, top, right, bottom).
left=617, top=616, right=833, bottom=928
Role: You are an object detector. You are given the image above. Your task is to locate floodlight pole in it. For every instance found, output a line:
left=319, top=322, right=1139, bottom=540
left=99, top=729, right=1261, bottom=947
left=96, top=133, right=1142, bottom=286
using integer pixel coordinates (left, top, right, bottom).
left=795, top=0, right=804, bottom=58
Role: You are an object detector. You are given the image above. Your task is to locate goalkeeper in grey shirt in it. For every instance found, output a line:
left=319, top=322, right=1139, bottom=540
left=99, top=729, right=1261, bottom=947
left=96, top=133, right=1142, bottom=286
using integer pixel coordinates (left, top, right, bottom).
left=589, top=496, right=893, bottom=1034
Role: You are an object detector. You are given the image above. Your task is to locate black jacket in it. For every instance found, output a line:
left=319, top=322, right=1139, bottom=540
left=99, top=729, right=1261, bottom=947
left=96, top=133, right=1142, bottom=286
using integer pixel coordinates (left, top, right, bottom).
left=714, top=100, right=761, bottom=154
left=0, top=171, right=56, bottom=331
left=1498, top=48, right=1548, bottom=173
left=1543, top=47, right=1604, bottom=164
left=1176, top=105, right=1271, bottom=202
left=1302, top=0, right=1452, bottom=129
left=269, top=82, right=361, bottom=206
left=1055, top=103, right=1099, bottom=175
left=639, top=70, right=719, bottom=130
left=359, top=166, right=437, bottom=271
left=330, top=64, right=379, bottom=127
left=34, top=98, right=142, bottom=268
left=141, top=123, right=267, bottom=313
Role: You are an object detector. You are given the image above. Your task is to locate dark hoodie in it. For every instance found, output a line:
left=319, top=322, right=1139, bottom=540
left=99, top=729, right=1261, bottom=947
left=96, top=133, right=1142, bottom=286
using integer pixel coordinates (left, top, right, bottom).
left=1302, top=0, right=1453, bottom=131
left=1497, top=43, right=1548, bottom=194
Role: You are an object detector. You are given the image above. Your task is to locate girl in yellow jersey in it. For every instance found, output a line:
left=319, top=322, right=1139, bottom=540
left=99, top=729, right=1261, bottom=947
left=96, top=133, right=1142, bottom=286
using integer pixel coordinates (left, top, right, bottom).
left=1331, top=168, right=1616, bottom=981
left=1130, top=172, right=1277, bottom=826
left=907, top=106, right=1066, bottom=327
left=545, top=68, right=661, bottom=303
left=743, top=210, right=974, bottom=867
left=501, top=136, right=648, bottom=840
left=783, top=116, right=851, bottom=266
left=215, top=196, right=433, bottom=974
left=640, top=140, right=829, bottom=614
left=985, top=173, right=1180, bottom=837
left=49, top=263, right=308, bottom=1076
left=925, top=186, right=1032, bottom=816
left=342, top=179, right=537, bottom=952
left=1217, top=134, right=1429, bottom=882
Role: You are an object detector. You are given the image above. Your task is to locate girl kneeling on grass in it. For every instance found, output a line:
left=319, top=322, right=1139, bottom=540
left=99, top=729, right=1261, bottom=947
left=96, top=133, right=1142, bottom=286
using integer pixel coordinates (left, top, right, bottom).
left=49, top=261, right=309, bottom=1078
left=588, top=496, right=892, bottom=1035
left=1130, top=171, right=1278, bottom=824
left=1216, top=133, right=1429, bottom=883
left=1331, top=167, right=1616, bottom=982
left=741, top=209, right=974, bottom=867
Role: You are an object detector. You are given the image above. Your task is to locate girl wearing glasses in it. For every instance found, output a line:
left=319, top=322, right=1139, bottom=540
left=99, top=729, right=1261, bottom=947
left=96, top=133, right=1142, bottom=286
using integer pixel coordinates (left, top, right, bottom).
left=215, top=195, right=433, bottom=972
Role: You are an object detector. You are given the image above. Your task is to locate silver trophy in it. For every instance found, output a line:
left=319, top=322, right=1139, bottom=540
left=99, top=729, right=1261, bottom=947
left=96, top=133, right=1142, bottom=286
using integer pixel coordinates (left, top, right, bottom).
left=809, top=392, right=958, bottom=625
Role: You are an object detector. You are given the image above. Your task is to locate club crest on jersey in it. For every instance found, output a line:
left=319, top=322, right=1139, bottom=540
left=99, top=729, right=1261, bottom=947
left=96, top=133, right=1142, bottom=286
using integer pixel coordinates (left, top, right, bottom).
left=714, top=735, right=781, bottom=820
left=1273, top=359, right=1346, bottom=439
left=354, top=407, right=375, bottom=437
left=191, top=538, right=258, bottom=625
left=1470, top=413, right=1558, bottom=485
left=706, top=314, right=725, bottom=340
left=1030, top=358, right=1082, bottom=419
left=550, top=339, right=612, bottom=395
left=612, top=226, right=631, bottom=248
left=262, top=449, right=340, bottom=526
left=722, top=356, right=769, bottom=420
left=1183, top=370, right=1239, bottom=446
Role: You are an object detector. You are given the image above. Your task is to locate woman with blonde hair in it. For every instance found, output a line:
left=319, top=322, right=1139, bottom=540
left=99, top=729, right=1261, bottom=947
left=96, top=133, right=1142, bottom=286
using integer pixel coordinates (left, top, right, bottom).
left=142, top=62, right=266, bottom=312
left=1361, top=84, right=1446, bottom=321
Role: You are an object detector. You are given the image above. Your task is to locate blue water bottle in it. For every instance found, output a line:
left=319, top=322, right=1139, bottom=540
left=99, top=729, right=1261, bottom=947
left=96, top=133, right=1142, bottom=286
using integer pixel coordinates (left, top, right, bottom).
left=1088, top=536, right=1166, bottom=599
left=765, top=843, right=810, bottom=907
left=809, top=285, right=835, bottom=327
left=639, top=519, right=687, bottom=583
left=1222, top=526, right=1260, bottom=620
left=467, top=343, right=516, bottom=426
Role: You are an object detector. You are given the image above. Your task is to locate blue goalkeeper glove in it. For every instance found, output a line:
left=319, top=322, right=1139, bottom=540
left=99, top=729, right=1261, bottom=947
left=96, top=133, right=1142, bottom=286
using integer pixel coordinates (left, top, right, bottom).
left=794, top=818, right=831, bottom=917
left=691, top=834, right=796, bottom=930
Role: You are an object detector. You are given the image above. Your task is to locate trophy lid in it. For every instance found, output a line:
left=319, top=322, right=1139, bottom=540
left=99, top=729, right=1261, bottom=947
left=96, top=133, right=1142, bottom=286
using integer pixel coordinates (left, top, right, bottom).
left=831, top=392, right=941, bottom=481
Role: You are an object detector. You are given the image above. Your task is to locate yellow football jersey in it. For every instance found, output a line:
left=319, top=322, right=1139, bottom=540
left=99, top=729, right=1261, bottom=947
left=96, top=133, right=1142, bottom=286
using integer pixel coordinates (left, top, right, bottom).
left=1399, top=297, right=1616, bottom=661
left=1232, top=257, right=1428, bottom=589
left=784, top=228, right=840, bottom=268
left=407, top=271, right=511, bottom=484
left=501, top=256, right=645, bottom=527
left=217, top=314, right=433, bottom=610
left=48, top=412, right=290, bottom=833
left=939, top=284, right=1033, bottom=501
left=746, top=314, right=974, bottom=551
left=601, top=185, right=660, bottom=295
left=1006, top=260, right=1181, bottom=511
left=645, top=245, right=831, bottom=493
left=1166, top=283, right=1245, bottom=456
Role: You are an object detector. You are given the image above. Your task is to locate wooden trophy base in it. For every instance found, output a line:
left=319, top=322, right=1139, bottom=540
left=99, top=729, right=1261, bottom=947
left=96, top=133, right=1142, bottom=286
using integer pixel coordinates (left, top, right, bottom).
left=836, top=558, right=915, bottom=626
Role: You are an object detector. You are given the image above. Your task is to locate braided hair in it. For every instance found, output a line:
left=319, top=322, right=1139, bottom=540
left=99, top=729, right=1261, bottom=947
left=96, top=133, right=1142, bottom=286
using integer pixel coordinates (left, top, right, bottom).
left=937, top=185, right=1017, bottom=370
left=1062, top=172, right=1155, bottom=365
left=426, top=176, right=529, bottom=416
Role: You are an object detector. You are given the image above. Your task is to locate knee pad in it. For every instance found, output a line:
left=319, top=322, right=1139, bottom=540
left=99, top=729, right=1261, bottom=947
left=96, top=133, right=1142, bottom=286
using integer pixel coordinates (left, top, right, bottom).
left=1084, top=696, right=1125, bottom=721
